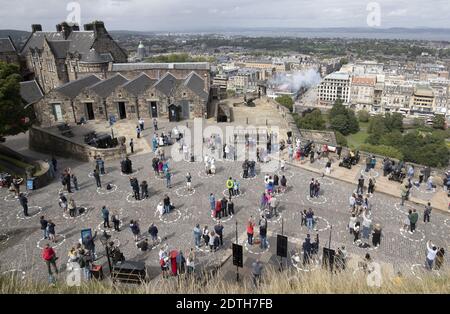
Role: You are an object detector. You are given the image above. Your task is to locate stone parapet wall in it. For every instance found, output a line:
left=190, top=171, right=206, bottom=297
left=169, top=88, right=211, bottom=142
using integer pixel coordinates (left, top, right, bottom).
left=29, top=126, right=126, bottom=162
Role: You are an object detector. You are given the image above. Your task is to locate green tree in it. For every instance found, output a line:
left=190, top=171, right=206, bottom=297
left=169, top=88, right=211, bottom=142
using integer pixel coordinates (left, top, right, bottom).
left=357, top=110, right=370, bottom=122
left=329, top=99, right=346, bottom=119
left=0, top=62, right=32, bottom=141
left=275, top=95, right=294, bottom=112
left=384, top=112, right=404, bottom=132
left=330, top=114, right=351, bottom=135
left=432, top=114, right=446, bottom=130
left=295, top=109, right=326, bottom=130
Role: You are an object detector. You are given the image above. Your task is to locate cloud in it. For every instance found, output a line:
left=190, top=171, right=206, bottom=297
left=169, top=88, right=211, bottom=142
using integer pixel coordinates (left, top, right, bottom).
left=388, top=9, right=408, bottom=16
left=0, top=0, right=448, bottom=31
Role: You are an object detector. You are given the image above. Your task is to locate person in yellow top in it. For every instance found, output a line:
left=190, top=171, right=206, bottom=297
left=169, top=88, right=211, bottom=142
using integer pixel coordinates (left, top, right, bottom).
left=226, top=178, right=234, bottom=199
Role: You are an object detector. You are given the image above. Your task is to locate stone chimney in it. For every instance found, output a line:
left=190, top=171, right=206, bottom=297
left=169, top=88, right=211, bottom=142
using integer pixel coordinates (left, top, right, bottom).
left=72, top=24, right=80, bottom=31
left=31, top=24, right=42, bottom=33
left=83, top=21, right=106, bottom=35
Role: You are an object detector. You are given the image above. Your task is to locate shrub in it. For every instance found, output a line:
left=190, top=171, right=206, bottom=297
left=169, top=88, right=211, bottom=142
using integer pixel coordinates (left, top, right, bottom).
left=357, top=110, right=370, bottom=123
left=335, top=131, right=347, bottom=147
left=359, top=144, right=404, bottom=160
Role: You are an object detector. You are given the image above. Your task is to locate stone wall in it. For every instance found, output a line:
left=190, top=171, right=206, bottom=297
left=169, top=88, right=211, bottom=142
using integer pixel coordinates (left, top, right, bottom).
left=29, top=126, right=126, bottom=162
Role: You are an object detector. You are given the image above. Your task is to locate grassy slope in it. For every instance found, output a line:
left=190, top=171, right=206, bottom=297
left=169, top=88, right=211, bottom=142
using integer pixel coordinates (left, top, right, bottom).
left=1, top=267, right=449, bottom=294
left=346, top=122, right=369, bottom=149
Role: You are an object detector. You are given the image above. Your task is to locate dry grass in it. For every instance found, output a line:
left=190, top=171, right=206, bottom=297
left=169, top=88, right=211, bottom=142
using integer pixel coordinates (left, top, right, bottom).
left=1, top=266, right=449, bottom=294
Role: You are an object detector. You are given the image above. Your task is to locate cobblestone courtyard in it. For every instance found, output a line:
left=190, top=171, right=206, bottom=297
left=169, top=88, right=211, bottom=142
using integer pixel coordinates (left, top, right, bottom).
left=1, top=121, right=449, bottom=285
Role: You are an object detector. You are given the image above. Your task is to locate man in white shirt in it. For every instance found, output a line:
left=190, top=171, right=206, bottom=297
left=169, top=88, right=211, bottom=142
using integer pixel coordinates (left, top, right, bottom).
left=425, top=240, right=438, bottom=270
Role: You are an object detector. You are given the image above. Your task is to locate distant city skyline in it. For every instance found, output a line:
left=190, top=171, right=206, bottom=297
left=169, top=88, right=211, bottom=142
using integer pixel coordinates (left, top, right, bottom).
left=0, top=0, right=450, bottom=31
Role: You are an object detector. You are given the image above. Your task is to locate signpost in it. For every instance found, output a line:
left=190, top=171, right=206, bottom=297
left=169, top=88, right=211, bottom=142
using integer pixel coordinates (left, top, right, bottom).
left=232, top=221, right=243, bottom=282
left=109, top=115, right=116, bottom=139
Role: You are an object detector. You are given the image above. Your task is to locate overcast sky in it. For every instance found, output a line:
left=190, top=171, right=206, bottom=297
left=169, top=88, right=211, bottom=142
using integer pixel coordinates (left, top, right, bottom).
left=1, top=0, right=449, bottom=31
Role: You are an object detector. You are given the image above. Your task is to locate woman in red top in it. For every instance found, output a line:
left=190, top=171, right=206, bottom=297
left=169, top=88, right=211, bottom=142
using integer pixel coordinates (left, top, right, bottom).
left=215, top=200, right=222, bottom=219
left=247, top=220, right=255, bottom=245
left=42, top=244, right=58, bottom=276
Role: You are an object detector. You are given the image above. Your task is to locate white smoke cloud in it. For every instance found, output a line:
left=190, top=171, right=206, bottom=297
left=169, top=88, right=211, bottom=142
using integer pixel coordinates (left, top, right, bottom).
left=268, top=68, right=321, bottom=92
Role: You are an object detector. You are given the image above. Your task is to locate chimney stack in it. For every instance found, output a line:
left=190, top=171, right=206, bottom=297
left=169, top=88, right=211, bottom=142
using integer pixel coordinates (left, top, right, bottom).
left=31, top=24, right=42, bottom=33
left=83, top=21, right=106, bottom=35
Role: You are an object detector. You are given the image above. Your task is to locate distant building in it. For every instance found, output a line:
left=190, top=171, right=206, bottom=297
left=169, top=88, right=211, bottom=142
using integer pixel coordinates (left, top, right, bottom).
left=350, top=76, right=376, bottom=111
left=318, top=72, right=351, bottom=106
left=410, top=85, right=435, bottom=117
left=136, top=41, right=146, bottom=61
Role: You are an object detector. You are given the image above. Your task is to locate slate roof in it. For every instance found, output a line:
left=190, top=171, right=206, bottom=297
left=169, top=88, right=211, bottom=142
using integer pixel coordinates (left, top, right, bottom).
left=121, top=73, right=157, bottom=97
left=111, top=62, right=210, bottom=72
left=47, top=40, right=71, bottom=59
left=0, top=37, right=16, bottom=53
left=54, top=74, right=101, bottom=99
left=81, top=48, right=108, bottom=63
left=20, top=31, right=96, bottom=57
left=184, top=72, right=209, bottom=100
left=88, top=74, right=128, bottom=98
left=20, top=80, right=43, bottom=107
left=154, top=72, right=180, bottom=97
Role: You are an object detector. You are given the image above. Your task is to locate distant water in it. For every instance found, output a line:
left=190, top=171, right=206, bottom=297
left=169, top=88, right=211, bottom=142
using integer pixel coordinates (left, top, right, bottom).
left=177, top=28, right=450, bottom=41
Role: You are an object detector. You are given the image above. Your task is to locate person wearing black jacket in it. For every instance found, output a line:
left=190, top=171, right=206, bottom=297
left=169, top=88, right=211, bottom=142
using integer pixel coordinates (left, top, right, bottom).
left=130, top=177, right=140, bottom=200
left=19, top=193, right=28, bottom=216
left=220, top=197, right=228, bottom=218
left=40, top=216, right=48, bottom=239
left=140, top=181, right=149, bottom=199
left=93, top=169, right=101, bottom=188
left=227, top=199, right=235, bottom=216
left=214, top=222, right=224, bottom=246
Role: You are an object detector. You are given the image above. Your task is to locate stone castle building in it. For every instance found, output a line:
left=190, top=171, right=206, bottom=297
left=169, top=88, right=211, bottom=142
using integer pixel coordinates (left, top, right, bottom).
left=33, top=71, right=209, bottom=127
left=16, top=20, right=211, bottom=126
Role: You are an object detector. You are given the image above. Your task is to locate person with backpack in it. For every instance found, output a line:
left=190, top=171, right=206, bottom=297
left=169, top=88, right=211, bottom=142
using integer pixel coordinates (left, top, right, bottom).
left=58, top=193, right=68, bottom=212
left=302, top=234, right=312, bottom=266
left=408, top=209, right=419, bottom=234
left=82, top=232, right=97, bottom=260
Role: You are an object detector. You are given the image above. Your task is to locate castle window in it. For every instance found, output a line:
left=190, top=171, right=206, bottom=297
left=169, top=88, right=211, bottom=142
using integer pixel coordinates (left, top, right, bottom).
left=130, top=106, right=136, bottom=113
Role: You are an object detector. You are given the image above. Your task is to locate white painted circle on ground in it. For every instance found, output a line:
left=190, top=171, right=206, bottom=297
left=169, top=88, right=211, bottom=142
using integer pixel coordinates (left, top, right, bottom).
left=444, top=219, right=450, bottom=228
left=244, top=240, right=270, bottom=255
left=413, top=185, right=436, bottom=194
left=211, top=213, right=234, bottom=223
left=198, top=170, right=215, bottom=179
left=88, top=172, right=107, bottom=178
left=4, top=193, right=28, bottom=202
left=36, top=234, right=66, bottom=249
left=399, top=228, right=425, bottom=243
left=158, top=209, right=182, bottom=224
left=291, top=253, right=320, bottom=272
left=126, top=193, right=148, bottom=204
left=255, top=208, right=282, bottom=224
left=62, top=207, right=89, bottom=220
left=57, top=187, right=80, bottom=196
left=410, top=263, right=441, bottom=281
left=0, top=233, right=9, bottom=245
left=360, top=169, right=380, bottom=179
left=1, top=269, right=26, bottom=280
left=240, top=172, right=258, bottom=180
left=394, top=203, right=415, bottom=215
left=312, top=216, right=331, bottom=232
left=120, top=168, right=141, bottom=177
left=277, top=170, right=294, bottom=179
left=353, top=240, right=380, bottom=251
left=222, top=189, right=246, bottom=199
left=16, top=206, right=42, bottom=220
left=306, top=195, right=328, bottom=205
left=318, top=177, right=335, bottom=186
left=96, top=184, right=118, bottom=195
left=175, top=187, right=196, bottom=197
left=97, top=220, right=123, bottom=233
